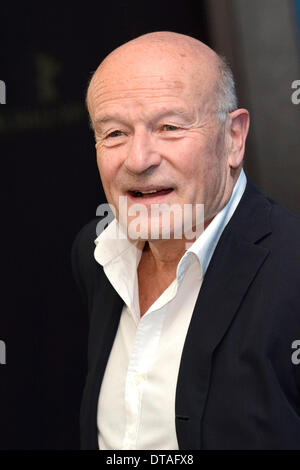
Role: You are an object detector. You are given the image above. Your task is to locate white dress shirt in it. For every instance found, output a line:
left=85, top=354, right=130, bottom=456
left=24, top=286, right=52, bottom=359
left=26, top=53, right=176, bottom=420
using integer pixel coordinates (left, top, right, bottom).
left=94, top=169, right=247, bottom=450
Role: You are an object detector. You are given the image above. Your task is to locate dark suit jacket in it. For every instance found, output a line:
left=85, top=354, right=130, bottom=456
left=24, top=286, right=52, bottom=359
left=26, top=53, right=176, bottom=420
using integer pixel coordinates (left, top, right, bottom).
left=71, top=177, right=300, bottom=450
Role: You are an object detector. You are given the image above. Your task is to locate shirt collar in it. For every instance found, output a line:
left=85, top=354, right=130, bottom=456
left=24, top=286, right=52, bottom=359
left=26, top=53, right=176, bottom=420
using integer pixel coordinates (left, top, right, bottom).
left=94, top=215, right=143, bottom=268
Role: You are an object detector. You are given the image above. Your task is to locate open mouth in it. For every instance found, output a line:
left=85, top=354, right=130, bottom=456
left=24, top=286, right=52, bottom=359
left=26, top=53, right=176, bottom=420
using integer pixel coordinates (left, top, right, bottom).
left=128, top=188, right=174, bottom=198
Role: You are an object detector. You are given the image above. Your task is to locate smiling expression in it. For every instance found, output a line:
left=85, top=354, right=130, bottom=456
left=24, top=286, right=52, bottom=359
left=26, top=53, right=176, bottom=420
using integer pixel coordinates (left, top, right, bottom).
left=87, top=34, right=238, bottom=240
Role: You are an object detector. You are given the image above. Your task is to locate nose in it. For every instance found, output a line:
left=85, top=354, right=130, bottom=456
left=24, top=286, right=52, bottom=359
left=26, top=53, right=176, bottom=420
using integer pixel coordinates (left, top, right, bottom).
left=124, top=127, right=162, bottom=175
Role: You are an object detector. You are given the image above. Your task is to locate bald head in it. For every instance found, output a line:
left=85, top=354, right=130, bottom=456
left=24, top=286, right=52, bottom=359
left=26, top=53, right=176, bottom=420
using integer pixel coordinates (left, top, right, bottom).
left=97, top=31, right=219, bottom=72
left=86, top=31, right=237, bottom=127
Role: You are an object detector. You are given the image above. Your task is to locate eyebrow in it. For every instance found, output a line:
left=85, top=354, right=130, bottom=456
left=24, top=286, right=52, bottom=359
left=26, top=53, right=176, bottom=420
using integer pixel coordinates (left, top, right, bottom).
left=94, top=108, right=191, bottom=126
left=94, top=114, right=123, bottom=124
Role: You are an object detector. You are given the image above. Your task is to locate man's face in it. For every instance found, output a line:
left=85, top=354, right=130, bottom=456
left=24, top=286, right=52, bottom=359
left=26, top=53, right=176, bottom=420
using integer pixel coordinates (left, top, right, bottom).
left=89, top=44, right=231, bottom=240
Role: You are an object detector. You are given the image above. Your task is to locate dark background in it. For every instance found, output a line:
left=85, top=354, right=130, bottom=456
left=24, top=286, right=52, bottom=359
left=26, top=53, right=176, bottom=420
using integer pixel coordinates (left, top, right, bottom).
left=0, top=0, right=299, bottom=450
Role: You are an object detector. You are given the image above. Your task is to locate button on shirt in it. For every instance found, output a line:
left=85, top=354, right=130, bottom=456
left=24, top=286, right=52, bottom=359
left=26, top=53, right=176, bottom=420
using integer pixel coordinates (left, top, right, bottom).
left=94, top=169, right=247, bottom=450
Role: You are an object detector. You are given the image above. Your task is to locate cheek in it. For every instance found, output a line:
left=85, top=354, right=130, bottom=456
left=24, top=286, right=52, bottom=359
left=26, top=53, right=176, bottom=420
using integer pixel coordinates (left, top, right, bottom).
left=96, top=150, right=116, bottom=184
left=178, top=139, right=223, bottom=196
left=179, top=142, right=208, bottom=180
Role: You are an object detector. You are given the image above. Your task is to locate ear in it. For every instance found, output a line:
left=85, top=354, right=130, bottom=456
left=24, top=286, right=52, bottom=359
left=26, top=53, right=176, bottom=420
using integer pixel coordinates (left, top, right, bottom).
left=226, top=109, right=250, bottom=169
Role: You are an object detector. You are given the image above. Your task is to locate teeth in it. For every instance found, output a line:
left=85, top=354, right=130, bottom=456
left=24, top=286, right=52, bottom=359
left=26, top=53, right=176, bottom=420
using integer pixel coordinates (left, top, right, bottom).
left=140, top=190, right=159, bottom=194
left=134, top=189, right=159, bottom=195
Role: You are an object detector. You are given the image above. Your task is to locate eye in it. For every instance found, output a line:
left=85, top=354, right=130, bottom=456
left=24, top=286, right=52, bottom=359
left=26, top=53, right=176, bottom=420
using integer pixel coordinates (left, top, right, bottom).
left=106, top=130, right=124, bottom=138
left=161, top=124, right=179, bottom=131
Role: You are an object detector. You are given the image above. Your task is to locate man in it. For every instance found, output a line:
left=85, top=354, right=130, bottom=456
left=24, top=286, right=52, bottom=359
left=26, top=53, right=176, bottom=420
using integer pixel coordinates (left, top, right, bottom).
left=71, top=31, right=300, bottom=450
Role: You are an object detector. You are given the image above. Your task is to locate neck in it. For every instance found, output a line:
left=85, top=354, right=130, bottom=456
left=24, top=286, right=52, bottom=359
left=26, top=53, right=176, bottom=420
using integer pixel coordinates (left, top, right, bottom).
left=138, top=212, right=218, bottom=274
left=142, top=238, right=187, bottom=273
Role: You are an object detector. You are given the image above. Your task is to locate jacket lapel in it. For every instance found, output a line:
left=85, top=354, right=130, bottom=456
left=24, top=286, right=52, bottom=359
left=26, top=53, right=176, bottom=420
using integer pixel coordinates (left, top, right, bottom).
left=175, top=178, right=272, bottom=450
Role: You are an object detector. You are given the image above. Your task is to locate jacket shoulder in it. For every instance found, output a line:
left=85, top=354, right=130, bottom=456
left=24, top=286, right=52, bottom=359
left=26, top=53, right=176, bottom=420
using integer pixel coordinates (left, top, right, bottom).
left=238, top=177, right=300, bottom=248
left=71, top=217, right=102, bottom=307
left=267, top=197, right=300, bottom=251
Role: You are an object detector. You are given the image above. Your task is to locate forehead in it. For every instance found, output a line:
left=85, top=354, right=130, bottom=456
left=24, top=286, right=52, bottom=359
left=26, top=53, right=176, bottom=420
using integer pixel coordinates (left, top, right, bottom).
left=90, top=76, right=189, bottom=118
left=88, top=46, right=217, bottom=118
